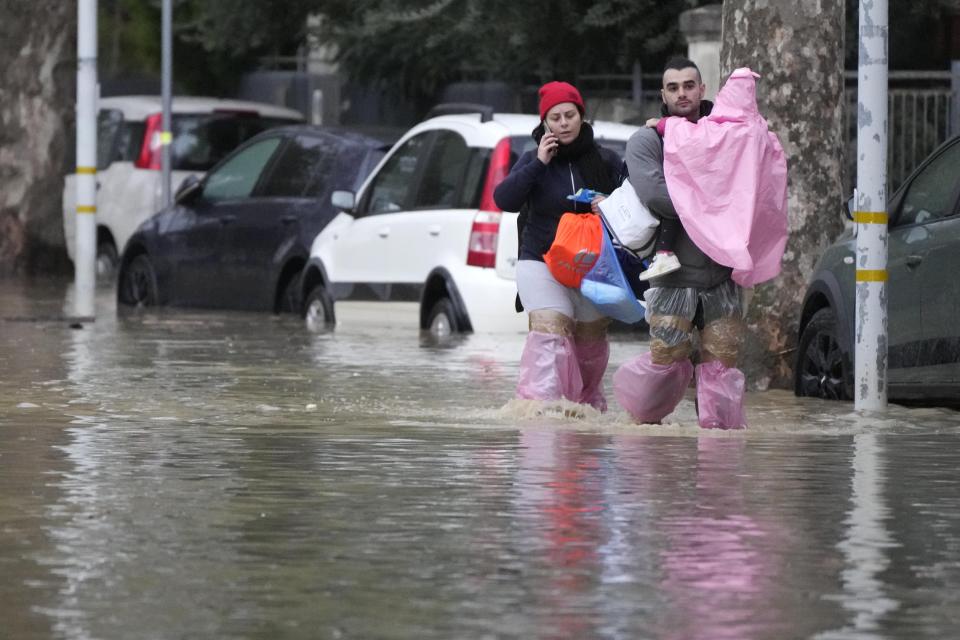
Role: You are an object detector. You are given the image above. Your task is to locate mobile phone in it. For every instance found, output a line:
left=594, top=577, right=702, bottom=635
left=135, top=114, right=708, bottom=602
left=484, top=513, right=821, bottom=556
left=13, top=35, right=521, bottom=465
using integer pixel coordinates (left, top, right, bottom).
left=543, top=120, right=557, bottom=154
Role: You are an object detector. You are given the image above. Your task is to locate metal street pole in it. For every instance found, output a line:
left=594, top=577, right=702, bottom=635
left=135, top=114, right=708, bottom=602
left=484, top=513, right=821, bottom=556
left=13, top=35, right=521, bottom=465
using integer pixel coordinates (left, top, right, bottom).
left=854, top=0, right=889, bottom=412
left=75, top=0, right=98, bottom=318
left=161, top=0, right=173, bottom=207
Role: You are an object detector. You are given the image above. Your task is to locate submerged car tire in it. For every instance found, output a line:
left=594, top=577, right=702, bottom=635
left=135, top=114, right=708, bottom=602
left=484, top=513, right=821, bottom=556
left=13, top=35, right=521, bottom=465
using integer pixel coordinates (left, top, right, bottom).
left=426, top=298, right=460, bottom=337
left=118, top=254, right=159, bottom=307
left=96, top=241, right=119, bottom=281
left=278, top=275, right=301, bottom=314
left=794, top=308, right=852, bottom=401
left=303, top=284, right=335, bottom=332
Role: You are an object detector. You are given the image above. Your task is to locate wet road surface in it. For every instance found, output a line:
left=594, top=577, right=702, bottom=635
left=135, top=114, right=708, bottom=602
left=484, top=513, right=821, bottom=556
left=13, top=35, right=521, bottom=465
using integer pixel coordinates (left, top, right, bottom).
left=3, top=279, right=960, bottom=639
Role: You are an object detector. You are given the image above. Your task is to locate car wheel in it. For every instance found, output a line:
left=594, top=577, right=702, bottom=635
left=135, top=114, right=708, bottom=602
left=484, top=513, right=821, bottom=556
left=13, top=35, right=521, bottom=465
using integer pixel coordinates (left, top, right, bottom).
left=426, top=298, right=460, bottom=337
left=118, top=254, right=159, bottom=307
left=795, top=308, right=852, bottom=400
left=278, top=275, right=301, bottom=314
left=303, top=284, right=335, bottom=332
left=96, top=241, right=119, bottom=281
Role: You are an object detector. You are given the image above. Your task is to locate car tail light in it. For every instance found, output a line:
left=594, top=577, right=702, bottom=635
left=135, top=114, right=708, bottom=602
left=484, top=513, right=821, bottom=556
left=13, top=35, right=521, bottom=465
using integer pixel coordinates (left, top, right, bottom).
left=468, top=137, right=511, bottom=268
left=478, top=137, right=510, bottom=213
left=467, top=211, right=502, bottom=268
left=135, top=113, right=163, bottom=170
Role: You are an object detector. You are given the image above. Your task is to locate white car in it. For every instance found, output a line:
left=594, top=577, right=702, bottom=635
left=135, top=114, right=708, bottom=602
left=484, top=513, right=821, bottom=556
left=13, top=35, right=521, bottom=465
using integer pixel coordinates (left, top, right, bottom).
left=300, top=107, right=638, bottom=335
left=62, top=95, right=303, bottom=278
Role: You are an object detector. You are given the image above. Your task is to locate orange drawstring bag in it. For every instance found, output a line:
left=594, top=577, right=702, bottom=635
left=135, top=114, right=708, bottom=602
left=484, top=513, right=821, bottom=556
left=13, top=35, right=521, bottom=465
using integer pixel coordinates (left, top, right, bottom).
left=543, top=213, right=603, bottom=288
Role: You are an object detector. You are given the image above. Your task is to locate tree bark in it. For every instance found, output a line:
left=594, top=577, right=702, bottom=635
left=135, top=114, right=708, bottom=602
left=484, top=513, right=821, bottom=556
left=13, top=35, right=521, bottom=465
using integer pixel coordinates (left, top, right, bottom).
left=721, top=0, right=846, bottom=390
left=0, top=1, right=75, bottom=277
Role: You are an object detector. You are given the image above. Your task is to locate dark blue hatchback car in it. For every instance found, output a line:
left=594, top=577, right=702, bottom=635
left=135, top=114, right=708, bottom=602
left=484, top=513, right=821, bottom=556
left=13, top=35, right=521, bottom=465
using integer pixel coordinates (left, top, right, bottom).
left=116, top=126, right=391, bottom=313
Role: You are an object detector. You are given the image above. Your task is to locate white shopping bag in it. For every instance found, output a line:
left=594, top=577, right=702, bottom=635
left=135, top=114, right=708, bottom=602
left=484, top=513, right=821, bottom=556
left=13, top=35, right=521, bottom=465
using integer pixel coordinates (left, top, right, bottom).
left=597, top=181, right=659, bottom=257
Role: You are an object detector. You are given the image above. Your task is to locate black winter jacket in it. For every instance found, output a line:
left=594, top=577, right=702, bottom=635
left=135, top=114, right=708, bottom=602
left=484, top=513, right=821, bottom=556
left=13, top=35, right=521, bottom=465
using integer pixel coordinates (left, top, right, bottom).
left=493, top=147, right=625, bottom=262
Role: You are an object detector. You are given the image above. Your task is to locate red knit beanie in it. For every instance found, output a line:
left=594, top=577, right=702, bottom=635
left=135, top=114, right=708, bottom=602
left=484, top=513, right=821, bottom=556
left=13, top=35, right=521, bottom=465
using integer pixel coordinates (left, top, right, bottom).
left=538, top=81, right=585, bottom=120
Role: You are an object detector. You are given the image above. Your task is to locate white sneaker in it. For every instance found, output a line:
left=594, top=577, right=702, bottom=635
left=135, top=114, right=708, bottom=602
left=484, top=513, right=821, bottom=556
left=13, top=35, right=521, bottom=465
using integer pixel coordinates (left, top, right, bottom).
left=638, top=252, right=681, bottom=281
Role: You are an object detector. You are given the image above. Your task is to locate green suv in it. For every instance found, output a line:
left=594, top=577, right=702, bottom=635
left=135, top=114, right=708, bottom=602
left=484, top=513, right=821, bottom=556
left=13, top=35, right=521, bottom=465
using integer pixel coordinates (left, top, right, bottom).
left=795, top=134, right=960, bottom=403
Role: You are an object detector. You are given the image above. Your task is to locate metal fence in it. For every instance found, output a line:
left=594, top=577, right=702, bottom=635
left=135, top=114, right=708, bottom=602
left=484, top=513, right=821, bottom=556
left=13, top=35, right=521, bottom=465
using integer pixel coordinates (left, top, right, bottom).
left=844, top=70, right=956, bottom=193
left=578, top=72, right=664, bottom=123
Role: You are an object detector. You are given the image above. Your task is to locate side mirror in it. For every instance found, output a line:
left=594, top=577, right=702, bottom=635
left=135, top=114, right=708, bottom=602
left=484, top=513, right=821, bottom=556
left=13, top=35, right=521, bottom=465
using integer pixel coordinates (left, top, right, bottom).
left=331, top=189, right=356, bottom=212
left=843, top=188, right=858, bottom=221
left=175, top=174, right=202, bottom=204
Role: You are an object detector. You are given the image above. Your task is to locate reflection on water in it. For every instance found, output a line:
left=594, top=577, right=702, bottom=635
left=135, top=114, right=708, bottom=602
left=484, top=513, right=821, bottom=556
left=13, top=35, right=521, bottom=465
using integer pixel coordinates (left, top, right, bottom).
left=654, top=438, right=785, bottom=640
left=819, top=435, right=899, bottom=639
left=3, top=279, right=960, bottom=638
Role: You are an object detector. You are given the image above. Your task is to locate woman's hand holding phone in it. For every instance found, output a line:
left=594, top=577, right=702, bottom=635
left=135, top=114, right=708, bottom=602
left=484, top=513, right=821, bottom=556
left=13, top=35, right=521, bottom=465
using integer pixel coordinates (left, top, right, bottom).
left=537, top=122, right=558, bottom=165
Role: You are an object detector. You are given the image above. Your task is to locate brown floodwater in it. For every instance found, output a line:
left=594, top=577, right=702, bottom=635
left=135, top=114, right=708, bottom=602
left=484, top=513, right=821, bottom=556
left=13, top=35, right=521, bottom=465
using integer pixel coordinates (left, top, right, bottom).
left=2, top=278, right=960, bottom=639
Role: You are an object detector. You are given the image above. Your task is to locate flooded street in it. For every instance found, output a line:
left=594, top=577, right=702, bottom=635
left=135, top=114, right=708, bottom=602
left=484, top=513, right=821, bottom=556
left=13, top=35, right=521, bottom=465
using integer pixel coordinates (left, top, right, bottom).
left=3, top=279, right=960, bottom=639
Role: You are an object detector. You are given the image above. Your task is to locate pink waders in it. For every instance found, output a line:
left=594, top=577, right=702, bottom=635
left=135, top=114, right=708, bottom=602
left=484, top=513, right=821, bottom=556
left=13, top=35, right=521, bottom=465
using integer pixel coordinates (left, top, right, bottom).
left=516, top=332, right=583, bottom=404
left=613, top=353, right=746, bottom=429
left=516, top=332, right=610, bottom=412
left=613, top=352, right=693, bottom=424
left=574, top=337, right=609, bottom=412
left=695, top=361, right=747, bottom=429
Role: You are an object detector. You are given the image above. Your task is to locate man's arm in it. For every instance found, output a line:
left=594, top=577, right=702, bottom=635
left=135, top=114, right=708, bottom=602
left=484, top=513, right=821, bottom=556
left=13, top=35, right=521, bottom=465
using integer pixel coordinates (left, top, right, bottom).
left=624, top=128, right=677, bottom=218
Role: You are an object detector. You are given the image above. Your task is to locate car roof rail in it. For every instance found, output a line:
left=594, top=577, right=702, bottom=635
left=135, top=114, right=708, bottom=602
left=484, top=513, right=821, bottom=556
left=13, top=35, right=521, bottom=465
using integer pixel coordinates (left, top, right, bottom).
left=425, top=103, right=495, bottom=122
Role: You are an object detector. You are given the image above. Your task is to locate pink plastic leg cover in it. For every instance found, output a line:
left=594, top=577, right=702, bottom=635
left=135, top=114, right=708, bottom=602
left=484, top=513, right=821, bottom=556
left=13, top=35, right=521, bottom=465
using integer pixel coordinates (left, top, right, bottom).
left=613, top=352, right=693, bottom=423
left=695, top=361, right=747, bottom=429
left=516, top=331, right=584, bottom=403
left=575, top=338, right=609, bottom=412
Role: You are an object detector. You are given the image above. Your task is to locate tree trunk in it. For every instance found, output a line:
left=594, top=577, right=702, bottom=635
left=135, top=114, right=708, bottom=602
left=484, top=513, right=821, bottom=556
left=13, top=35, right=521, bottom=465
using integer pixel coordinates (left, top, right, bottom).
left=0, top=1, right=75, bottom=277
left=720, top=0, right=846, bottom=390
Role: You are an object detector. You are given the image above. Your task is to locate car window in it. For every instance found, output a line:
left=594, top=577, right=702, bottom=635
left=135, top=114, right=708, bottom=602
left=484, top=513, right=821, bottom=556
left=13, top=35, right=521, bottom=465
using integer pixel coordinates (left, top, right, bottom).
left=115, top=121, right=145, bottom=163
left=202, top=137, right=282, bottom=202
left=171, top=114, right=299, bottom=172
left=96, top=109, right=124, bottom=170
left=597, top=138, right=627, bottom=160
left=345, top=147, right=386, bottom=192
left=458, top=148, right=489, bottom=209
left=364, top=133, right=431, bottom=215
left=258, top=135, right=336, bottom=198
left=413, top=131, right=472, bottom=209
left=309, top=142, right=381, bottom=197
left=897, top=140, right=960, bottom=226
left=509, top=135, right=536, bottom=167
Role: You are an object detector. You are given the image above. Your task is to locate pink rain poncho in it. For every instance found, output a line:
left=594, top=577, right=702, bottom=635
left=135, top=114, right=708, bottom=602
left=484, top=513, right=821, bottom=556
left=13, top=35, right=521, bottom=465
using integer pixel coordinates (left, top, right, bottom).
left=662, top=68, right=788, bottom=287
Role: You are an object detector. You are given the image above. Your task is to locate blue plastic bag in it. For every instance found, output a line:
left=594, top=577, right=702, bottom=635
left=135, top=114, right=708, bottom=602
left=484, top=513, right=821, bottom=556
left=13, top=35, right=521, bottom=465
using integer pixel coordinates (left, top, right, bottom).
left=580, top=227, right=646, bottom=324
left=566, top=188, right=605, bottom=204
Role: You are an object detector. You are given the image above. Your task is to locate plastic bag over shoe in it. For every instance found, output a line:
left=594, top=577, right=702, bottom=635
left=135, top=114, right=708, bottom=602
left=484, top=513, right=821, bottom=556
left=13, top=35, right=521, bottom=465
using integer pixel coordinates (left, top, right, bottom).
left=574, top=336, right=609, bottom=412
left=516, top=331, right=584, bottom=403
left=695, top=361, right=747, bottom=429
left=613, top=352, right=693, bottom=424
